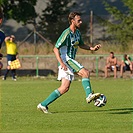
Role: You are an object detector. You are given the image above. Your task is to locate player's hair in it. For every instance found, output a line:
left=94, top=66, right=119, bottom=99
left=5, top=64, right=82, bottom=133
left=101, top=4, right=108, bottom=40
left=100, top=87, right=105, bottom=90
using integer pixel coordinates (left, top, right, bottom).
left=124, top=54, right=127, bottom=58
left=68, top=11, right=81, bottom=24
left=10, top=35, right=15, bottom=39
left=124, top=54, right=130, bottom=60
left=0, top=53, right=3, bottom=58
left=110, top=52, right=114, bottom=55
left=110, top=52, right=114, bottom=58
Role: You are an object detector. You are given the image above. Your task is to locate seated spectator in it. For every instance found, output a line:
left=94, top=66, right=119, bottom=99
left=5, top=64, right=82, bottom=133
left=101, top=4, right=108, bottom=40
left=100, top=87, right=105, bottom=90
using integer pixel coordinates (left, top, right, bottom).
left=120, top=54, right=133, bottom=78
left=104, top=52, right=118, bottom=78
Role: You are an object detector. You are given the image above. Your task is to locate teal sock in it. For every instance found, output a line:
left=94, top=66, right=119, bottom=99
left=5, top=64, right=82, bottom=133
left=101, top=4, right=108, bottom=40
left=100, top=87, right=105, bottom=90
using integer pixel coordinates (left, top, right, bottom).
left=82, top=78, right=92, bottom=97
left=41, top=89, right=61, bottom=107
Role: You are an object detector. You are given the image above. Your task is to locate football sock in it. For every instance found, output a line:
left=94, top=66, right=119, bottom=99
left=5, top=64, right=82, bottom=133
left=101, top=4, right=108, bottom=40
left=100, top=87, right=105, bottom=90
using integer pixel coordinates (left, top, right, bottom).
left=4, top=69, right=9, bottom=78
left=82, top=78, right=92, bottom=98
left=11, top=69, right=16, bottom=79
left=41, top=89, right=61, bottom=107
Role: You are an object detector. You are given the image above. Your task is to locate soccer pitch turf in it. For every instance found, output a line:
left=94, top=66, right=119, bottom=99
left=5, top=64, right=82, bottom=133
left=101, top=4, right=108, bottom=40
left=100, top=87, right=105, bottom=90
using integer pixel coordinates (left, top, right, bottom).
left=0, top=77, right=132, bottom=133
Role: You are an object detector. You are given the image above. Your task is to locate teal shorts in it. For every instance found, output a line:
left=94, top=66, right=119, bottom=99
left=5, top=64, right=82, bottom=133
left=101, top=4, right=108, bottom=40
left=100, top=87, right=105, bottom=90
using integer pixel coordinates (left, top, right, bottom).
left=66, top=58, right=84, bottom=73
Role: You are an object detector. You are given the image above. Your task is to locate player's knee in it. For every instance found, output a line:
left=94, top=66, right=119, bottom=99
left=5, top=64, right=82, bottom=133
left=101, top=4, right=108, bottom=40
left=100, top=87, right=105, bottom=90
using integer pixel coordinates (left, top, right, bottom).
left=105, top=65, right=108, bottom=70
left=7, top=66, right=10, bottom=70
left=58, top=86, right=70, bottom=95
left=59, top=88, right=69, bottom=95
left=82, top=69, right=90, bottom=78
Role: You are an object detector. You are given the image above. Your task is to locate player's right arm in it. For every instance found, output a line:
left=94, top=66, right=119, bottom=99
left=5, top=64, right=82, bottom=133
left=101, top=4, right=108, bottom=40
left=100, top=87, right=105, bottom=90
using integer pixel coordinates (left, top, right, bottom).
left=126, top=56, right=132, bottom=65
left=4, top=37, right=10, bottom=49
left=53, top=47, right=67, bottom=71
left=5, top=36, right=10, bottom=42
left=106, top=57, right=110, bottom=65
left=54, top=28, right=69, bottom=71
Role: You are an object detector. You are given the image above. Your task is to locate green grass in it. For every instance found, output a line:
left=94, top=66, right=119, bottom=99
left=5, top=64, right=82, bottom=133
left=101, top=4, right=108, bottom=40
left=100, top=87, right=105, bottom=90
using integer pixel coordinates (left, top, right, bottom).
left=0, top=77, right=133, bottom=133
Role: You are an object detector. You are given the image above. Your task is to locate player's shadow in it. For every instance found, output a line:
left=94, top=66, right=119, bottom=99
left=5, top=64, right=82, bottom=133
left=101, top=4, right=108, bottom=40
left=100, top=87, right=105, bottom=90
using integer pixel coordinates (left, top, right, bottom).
left=107, top=107, right=133, bottom=114
left=52, top=107, right=133, bottom=114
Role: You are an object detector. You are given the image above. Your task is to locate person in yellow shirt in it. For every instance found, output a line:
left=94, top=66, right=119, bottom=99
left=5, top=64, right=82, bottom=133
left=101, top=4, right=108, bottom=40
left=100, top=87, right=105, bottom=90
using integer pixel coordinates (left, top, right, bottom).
left=3, top=35, right=18, bottom=81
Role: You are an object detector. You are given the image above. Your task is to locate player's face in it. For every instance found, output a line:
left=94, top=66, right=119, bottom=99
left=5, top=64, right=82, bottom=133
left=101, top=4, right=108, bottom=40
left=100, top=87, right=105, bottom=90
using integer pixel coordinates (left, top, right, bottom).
left=0, top=18, right=3, bottom=25
left=72, top=15, right=82, bottom=28
left=10, top=36, right=15, bottom=42
left=110, top=53, right=114, bottom=58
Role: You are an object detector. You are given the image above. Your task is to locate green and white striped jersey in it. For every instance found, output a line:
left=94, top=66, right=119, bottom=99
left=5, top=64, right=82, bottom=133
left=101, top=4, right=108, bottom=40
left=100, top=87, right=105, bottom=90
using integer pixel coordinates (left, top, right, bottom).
left=0, top=29, right=5, bottom=49
left=55, top=27, right=84, bottom=62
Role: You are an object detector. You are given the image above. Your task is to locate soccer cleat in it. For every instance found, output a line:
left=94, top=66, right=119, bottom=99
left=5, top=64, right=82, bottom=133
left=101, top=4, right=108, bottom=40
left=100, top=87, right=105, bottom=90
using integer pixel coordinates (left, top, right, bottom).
left=12, top=78, right=17, bottom=81
left=86, top=92, right=101, bottom=103
left=2, top=77, right=6, bottom=80
left=37, top=103, right=49, bottom=114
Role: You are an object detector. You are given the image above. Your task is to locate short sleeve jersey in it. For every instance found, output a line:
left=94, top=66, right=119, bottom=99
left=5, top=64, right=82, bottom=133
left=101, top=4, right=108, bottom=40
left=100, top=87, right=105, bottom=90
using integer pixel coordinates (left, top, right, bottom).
left=5, top=40, right=18, bottom=55
left=123, top=56, right=132, bottom=65
left=55, top=27, right=84, bottom=61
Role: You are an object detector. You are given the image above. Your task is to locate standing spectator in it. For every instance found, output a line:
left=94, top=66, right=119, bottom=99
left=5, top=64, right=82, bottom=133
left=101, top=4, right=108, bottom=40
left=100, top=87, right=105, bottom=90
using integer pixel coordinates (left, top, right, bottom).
left=3, top=35, right=18, bottom=81
left=120, top=54, right=133, bottom=78
left=0, top=7, right=5, bottom=53
left=37, top=11, right=101, bottom=114
left=104, top=52, right=118, bottom=78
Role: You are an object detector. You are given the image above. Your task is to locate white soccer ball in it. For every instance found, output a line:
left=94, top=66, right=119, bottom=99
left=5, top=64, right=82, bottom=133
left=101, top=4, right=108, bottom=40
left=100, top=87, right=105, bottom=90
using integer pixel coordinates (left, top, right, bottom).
left=94, top=94, right=107, bottom=107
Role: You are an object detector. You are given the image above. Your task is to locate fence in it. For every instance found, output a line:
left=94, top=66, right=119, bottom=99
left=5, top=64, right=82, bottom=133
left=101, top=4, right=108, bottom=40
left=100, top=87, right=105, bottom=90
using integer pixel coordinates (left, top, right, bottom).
left=1, top=54, right=132, bottom=77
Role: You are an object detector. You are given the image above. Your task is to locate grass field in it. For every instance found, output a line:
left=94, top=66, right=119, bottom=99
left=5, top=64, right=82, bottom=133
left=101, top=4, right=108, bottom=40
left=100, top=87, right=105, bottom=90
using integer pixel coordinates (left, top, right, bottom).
left=0, top=77, right=132, bottom=133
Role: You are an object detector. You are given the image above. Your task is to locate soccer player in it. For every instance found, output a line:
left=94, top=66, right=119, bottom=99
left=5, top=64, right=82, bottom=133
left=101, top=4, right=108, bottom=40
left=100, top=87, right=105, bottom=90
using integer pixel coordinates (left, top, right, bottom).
left=37, top=11, right=101, bottom=113
left=2, top=35, right=18, bottom=81
left=0, top=7, right=5, bottom=53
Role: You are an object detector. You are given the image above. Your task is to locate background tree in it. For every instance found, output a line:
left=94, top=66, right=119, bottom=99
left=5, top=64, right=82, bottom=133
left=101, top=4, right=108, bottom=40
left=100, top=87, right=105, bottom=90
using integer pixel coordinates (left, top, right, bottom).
left=38, top=0, right=76, bottom=42
left=1, top=0, right=37, bottom=25
left=99, top=0, right=133, bottom=50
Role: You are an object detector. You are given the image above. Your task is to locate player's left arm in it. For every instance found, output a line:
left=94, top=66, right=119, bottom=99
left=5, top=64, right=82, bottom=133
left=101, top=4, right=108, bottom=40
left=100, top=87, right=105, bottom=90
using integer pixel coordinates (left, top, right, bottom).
left=79, top=44, right=101, bottom=51
left=127, top=59, right=132, bottom=65
left=16, top=52, right=19, bottom=59
left=114, top=57, right=117, bottom=65
left=78, top=32, right=101, bottom=51
left=126, top=55, right=132, bottom=65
